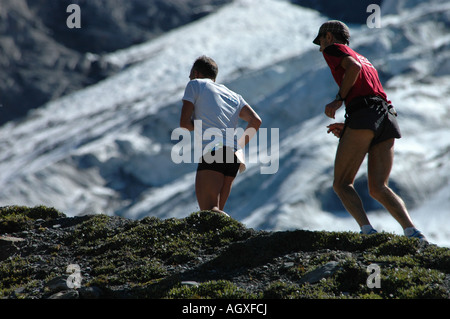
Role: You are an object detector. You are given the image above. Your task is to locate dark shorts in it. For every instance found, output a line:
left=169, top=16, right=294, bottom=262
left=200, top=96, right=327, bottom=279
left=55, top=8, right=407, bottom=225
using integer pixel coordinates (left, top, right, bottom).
left=344, top=96, right=402, bottom=146
left=197, top=147, right=241, bottom=177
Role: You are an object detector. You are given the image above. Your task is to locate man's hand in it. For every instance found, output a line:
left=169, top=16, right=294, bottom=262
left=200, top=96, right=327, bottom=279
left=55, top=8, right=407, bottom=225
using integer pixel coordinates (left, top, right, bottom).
left=327, top=123, right=345, bottom=138
left=324, top=100, right=343, bottom=119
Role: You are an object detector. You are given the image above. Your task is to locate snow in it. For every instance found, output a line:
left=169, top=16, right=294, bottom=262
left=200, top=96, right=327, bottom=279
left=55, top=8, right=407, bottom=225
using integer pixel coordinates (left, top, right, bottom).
left=0, top=0, right=449, bottom=247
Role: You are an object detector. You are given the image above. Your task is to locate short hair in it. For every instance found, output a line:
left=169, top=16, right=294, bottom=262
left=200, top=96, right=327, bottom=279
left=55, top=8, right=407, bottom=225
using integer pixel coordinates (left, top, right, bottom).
left=192, top=56, right=218, bottom=80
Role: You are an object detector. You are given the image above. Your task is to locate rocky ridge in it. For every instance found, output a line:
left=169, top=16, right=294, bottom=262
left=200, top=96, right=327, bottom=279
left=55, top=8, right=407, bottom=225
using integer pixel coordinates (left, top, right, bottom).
left=0, top=206, right=449, bottom=299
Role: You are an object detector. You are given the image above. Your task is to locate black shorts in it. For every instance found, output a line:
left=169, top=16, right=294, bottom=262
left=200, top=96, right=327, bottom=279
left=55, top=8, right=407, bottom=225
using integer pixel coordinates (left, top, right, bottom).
left=197, top=147, right=241, bottom=177
left=344, top=96, right=402, bottom=146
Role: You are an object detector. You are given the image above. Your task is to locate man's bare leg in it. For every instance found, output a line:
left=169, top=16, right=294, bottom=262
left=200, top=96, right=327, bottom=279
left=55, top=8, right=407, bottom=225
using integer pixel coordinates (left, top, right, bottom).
left=333, top=127, right=374, bottom=227
left=367, top=138, right=415, bottom=229
left=195, top=170, right=231, bottom=216
left=219, top=176, right=235, bottom=211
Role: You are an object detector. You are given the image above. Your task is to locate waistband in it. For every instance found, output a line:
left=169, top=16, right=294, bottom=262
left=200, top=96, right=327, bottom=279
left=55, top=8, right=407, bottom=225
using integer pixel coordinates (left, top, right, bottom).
left=346, top=95, right=385, bottom=109
left=346, top=95, right=396, bottom=117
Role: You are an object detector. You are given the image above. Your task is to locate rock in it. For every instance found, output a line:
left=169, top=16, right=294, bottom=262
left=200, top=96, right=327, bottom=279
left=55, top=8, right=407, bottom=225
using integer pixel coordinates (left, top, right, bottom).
left=298, top=261, right=342, bottom=284
left=45, top=276, right=70, bottom=293
left=283, top=262, right=295, bottom=268
left=48, top=290, right=79, bottom=299
left=181, top=281, right=200, bottom=287
left=0, top=235, right=25, bottom=261
left=78, top=286, right=103, bottom=299
left=12, top=287, right=26, bottom=299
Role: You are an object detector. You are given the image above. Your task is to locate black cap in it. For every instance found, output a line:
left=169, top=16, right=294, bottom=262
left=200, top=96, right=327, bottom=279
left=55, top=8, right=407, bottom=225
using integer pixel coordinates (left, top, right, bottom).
left=313, top=20, right=350, bottom=45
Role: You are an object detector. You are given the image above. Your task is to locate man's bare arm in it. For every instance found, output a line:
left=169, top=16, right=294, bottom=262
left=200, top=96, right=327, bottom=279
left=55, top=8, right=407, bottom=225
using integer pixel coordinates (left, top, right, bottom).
left=180, top=100, right=195, bottom=131
left=324, top=55, right=361, bottom=119
left=238, top=104, right=262, bottom=148
left=339, top=55, right=361, bottom=99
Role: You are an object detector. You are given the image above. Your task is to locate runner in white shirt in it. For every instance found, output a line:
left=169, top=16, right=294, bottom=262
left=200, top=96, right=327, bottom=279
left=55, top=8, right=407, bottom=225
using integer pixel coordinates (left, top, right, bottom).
left=183, top=77, right=247, bottom=152
left=180, top=56, right=261, bottom=216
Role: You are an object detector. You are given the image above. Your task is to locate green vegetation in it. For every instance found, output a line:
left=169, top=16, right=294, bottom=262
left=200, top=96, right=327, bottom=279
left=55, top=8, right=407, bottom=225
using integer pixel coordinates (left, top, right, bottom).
left=0, top=205, right=448, bottom=299
left=0, top=205, right=66, bottom=233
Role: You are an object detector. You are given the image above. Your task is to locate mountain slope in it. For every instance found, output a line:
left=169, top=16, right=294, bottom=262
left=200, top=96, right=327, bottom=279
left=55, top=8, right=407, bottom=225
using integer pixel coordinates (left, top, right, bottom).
left=0, top=0, right=232, bottom=124
left=0, top=0, right=449, bottom=246
left=0, top=0, right=324, bottom=214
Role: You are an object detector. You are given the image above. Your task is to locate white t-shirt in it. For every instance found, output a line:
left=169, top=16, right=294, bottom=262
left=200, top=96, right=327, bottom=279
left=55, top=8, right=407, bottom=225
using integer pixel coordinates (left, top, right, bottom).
left=182, top=78, right=247, bottom=152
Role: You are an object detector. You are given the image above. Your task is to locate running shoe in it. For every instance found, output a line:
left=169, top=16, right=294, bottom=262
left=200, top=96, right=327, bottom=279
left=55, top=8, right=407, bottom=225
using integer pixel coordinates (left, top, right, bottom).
left=360, top=228, right=378, bottom=235
left=406, top=229, right=428, bottom=243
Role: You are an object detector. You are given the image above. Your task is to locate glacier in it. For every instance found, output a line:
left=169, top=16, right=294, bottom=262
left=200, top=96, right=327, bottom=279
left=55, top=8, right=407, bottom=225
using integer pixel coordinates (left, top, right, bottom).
left=0, top=0, right=449, bottom=246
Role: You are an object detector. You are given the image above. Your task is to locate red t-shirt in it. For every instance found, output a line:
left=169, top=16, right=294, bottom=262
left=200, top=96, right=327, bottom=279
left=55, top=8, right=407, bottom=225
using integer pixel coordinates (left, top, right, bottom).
left=323, top=44, right=390, bottom=104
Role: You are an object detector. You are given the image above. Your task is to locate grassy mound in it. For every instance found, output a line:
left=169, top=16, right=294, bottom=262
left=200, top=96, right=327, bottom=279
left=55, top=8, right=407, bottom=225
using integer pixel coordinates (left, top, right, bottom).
left=0, top=206, right=448, bottom=299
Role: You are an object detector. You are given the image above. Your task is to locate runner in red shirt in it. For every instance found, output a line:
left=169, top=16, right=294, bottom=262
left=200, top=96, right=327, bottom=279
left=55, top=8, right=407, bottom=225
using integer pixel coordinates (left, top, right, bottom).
left=322, top=43, right=389, bottom=105
left=313, top=20, right=427, bottom=242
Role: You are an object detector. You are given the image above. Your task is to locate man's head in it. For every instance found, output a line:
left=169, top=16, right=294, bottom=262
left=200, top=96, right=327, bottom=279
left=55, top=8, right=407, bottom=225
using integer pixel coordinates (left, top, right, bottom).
left=313, top=20, right=350, bottom=52
left=190, top=56, right=218, bottom=81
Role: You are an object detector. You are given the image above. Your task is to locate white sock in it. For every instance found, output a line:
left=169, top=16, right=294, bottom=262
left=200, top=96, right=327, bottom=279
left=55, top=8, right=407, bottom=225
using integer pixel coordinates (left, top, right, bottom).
left=361, top=225, right=375, bottom=234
